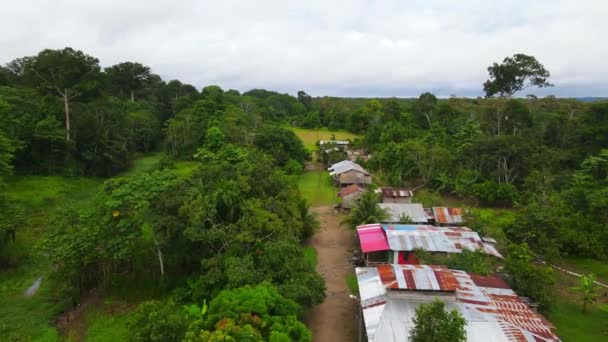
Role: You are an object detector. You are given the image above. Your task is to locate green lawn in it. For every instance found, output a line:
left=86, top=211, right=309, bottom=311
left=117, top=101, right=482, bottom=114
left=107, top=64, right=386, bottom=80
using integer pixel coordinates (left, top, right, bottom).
left=83, top=307, right=131, bottom=342
left=288, top=127, right=360, bottom=151
left=303, top=246, right=318, bottom=268
left=297, top=171, right=338, bottom=206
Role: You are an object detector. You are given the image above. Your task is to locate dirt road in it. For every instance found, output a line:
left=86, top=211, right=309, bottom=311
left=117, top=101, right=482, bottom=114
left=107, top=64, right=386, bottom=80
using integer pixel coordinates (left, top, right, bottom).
left=306, top=206, right=359, bottom=342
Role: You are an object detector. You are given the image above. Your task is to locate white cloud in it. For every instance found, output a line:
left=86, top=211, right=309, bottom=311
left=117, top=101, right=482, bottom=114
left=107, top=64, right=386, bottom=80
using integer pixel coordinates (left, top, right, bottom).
left=1, top=0, right=607, bottom=96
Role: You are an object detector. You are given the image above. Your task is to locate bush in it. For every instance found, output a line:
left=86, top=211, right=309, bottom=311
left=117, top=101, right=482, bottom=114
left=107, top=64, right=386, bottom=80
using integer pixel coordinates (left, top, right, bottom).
left=127, top=300, right=187, bottom=342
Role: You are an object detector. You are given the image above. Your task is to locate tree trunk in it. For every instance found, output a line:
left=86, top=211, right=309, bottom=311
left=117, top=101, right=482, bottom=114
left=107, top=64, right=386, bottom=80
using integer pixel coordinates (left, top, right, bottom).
left=156, top=243, right=165, bottom=277
left=131, top=90, right=135, bottom=102
left=424, top=112, right=432, bottom=129
left=63, top=90, right=70, bottom=141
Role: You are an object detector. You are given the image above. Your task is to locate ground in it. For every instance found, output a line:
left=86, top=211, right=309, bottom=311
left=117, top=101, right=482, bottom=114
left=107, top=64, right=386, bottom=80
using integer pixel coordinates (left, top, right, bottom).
left=297, top=170, right=338, bottom=207
left=288, top=126, right=360, bottom=151
left=305, top=206, right=359, bottom=342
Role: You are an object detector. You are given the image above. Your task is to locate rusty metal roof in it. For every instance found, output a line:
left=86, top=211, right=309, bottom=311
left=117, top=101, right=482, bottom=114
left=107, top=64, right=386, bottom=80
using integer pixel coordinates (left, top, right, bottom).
left=377, top=187, right=414, bottom=198
left=433, top=207, right=465, bottom=224
left=356, top=265, right=560, bottom=342
left=338, top=184, right=364, bottom=197
left=356, top=224, right=503, bottom=258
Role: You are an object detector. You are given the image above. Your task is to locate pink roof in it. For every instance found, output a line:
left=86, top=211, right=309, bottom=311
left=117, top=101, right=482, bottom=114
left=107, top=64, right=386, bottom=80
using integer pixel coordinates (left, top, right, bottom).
left=357, top=224, right=390, bottom=253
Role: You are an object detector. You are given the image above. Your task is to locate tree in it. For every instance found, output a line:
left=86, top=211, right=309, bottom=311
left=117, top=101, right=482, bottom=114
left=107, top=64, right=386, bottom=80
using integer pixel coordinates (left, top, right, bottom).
left=413, top=92, right=437, bottom=129
left=0, top=132, right=14, bottom=185
left=105, top=62, right=152, bottom=102
left=409, top=299, right=467, bottom=342
left=21, top=47, right=102, bottom=141
left=127, top=300, right=187, bottom=342
left=342, top=190, right=388, bottom=229
left=570, top=273, right=600, bottom=314
left=297, top=90, right=312, bottom=111
left=483, top=54, right=553, bottom=98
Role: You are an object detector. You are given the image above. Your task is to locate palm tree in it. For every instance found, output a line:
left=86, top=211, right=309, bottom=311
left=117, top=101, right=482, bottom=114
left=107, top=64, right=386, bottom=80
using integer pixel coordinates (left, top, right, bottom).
left=570, top=273, right=600, bottom=314
left=342, top=190, right=388, bottom=229
left=298, top=198, right=319, bottom=239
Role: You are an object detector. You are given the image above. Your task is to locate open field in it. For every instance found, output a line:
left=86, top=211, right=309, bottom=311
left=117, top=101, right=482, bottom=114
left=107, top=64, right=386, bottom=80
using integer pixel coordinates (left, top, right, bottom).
left=297, top=170, right=338, bottom=207
left=288, top=126, right=360, bottom=151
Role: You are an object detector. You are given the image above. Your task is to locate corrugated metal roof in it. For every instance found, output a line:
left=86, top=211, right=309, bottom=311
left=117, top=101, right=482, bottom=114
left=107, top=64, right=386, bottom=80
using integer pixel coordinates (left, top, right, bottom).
left=433, top=207, right=465, bottom=224
left=377, top=187, right=414, bottom=198
left=357, top=224, right=390, bottom=253
left=328, top=160, right=370, bottom=176
left=356, top=224, right=503, bottom=258
left=378, top=203, right=428, bottom=223
left=356, top=265, right=560, bottom=342
left=338, top=184, right=364, bottom=197
left=319, top=140, right=349, bottom=146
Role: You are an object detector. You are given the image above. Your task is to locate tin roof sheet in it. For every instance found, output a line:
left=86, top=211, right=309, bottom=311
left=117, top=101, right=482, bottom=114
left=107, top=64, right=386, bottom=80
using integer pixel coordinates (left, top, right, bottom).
left=328, top=160, right=370, bottom=176
left=356, top=224, right=503, bottom=258
left=433, top=207, right=465, bottom=224
left=338, top=184, right=365, bottom=197
left=378, top=203, right=428, bottom=223
left=377, top=187, right=414, bottom=198
left=357, top=224, right=390, bottom=253
left=356, top=265, right=560, bottom=342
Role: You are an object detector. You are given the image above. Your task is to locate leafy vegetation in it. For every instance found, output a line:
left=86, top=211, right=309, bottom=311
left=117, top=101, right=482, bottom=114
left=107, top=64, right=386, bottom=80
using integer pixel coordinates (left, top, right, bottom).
left=409, top=299, right=467, bottom=342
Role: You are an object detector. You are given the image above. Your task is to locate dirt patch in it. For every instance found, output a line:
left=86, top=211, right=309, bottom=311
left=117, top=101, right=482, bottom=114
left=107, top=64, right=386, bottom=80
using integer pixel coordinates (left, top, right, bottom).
left=305, top=206, right=359, bottom=342
left=55, top=290, right=135, bottom=341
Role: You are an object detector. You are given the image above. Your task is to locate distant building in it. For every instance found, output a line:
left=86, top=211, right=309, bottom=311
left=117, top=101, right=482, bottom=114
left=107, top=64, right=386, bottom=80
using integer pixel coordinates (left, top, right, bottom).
left=319, top=140, right=350, bottom=149
left=377, top=203, right=428, bottom=223
left=347, top=149, right=370, bottom=162
left=338, top=184, right=365, bottom=209
left=356, top=224, right=502, bottom=265
left=328, top=160, right=371, bottom=187
left=356, top=264, right=559, bottom=342
left=376, top=187, right=414, bottom=204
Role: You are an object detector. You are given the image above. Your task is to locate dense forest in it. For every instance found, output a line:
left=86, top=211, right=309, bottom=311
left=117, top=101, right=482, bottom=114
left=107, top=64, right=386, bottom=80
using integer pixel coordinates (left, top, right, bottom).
left=1, top=47, right=607, bottom=340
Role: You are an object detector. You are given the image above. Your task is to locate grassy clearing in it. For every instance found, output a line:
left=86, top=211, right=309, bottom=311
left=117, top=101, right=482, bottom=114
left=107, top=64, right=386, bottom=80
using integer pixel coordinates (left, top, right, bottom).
left=345, top=274, right=359, bottom=295
left=287, top=127, right=360, bottom=151
left=297, top=171, right=337, bottom=207
left=83, top=307, right=132, bottom=342
left=559, top=258, right=608, bottom=283
left=303, top=247, right=318, bottom=268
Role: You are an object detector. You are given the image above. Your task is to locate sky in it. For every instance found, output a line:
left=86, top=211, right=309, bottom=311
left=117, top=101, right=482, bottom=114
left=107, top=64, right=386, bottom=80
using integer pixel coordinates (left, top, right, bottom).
left=1, top=0, right=608, bottom=97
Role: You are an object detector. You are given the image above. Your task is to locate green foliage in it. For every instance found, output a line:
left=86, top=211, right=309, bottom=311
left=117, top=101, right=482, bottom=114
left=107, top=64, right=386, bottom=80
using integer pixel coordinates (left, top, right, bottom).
left=504, top=243, right=555, bottom=313
left=409, top=299, right=467, bottom=342
left=254, top=126, right=309, bottom=166
left=483, top=54, right=553, bottom=98
left=342, top=190, right=388, bottom=229
left=345, top=274, right=359, bottom=295
left=570, top=274, right=600, bottom=314
left=127, top=300, right=187, bottom=342
left=414, top=248, right=493, bottom=276
left=185, top=283, right=312, bottom=342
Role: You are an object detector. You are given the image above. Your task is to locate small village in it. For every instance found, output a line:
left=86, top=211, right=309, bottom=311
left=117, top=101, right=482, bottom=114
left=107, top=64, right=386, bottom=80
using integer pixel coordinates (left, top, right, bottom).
left=317, top=139, right=561, bottom=342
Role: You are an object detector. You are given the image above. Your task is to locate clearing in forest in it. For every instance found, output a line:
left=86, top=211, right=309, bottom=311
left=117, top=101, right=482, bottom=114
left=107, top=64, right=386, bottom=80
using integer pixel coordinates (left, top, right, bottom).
left=288, top=127, right=360, bottom=151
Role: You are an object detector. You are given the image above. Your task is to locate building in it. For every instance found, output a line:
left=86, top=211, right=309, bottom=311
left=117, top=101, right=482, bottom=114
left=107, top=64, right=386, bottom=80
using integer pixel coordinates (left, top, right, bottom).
left=328, top=160, right=371, bottom=187
left=338, top=184, right=365, bottom=209
left=432, top=207, right=466, bottom=225
left=347, top=149, right=370, bottom=162
left=376, top=187, right=414, bottom=204
left=377, top=203, right=428, bottom=223
left=356, top=264, right=560, bottom=342
left=356, top=224, right=502, bottom=265
left=319, top=140, right=350, bottom=149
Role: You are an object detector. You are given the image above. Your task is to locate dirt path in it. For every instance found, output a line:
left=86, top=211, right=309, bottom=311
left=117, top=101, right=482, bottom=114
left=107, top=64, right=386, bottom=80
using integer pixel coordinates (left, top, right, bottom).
left=306, top=206, right=359, bottom=342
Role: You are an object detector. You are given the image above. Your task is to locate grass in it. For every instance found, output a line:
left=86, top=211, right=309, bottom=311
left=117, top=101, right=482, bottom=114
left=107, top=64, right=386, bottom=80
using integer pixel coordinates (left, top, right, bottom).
left=297, top=171, right=337, bottom=206
left=287, top=126, right=360, bottom=151
left=303, top=247, right=318, bottom=268
left=345, top=274, right=359, bottom=295
left=83, top=307, right=132, bottom=342
left=560, top=258, right=608, bottom=283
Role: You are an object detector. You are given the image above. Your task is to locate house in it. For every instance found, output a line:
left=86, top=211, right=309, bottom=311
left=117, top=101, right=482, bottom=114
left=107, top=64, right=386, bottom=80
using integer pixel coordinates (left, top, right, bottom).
left=356, top=224, right=502, bottom=265
left=432, top=207, right=466, bottom=225
left=377, top=203, right=428, bottom=223
left=347, top=149, right=370, bottom=162
left=328, top=160, right=371, bottom=187
left=319, top=140, right=350, bottom=149
left=338, top=184, right=365, bottom=209
left=376, top=187, right=414, bottom=204
left=356, top=264, right=560, bottom=342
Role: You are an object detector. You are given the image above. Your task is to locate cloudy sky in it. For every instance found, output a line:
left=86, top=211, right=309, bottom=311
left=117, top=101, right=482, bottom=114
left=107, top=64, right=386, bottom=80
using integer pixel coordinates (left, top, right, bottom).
left=1, top=0, right=607, bottom=97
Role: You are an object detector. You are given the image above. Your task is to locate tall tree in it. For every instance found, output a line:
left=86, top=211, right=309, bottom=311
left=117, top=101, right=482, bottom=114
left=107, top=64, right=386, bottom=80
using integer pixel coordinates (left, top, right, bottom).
left=105, top=62, right=152, bottom=102
left=409, top=299, right=467, bottom=342
left=483, top=54, right=553, bottom=98
left=297, top=90, right=312, bottom=111
left=20, top=48, right=101, bottom=141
